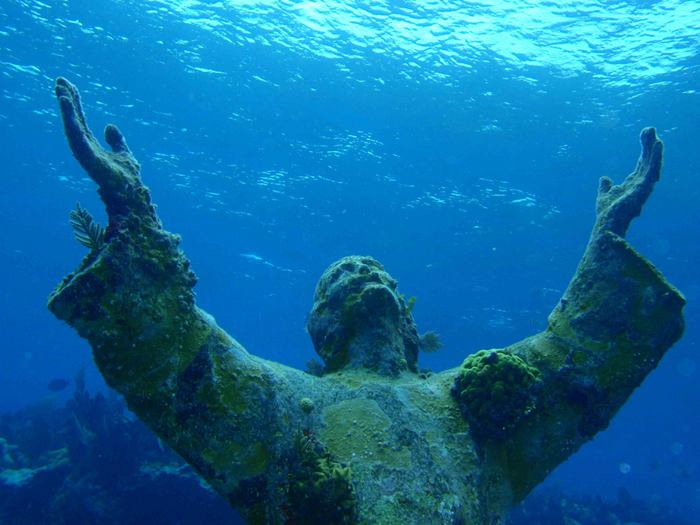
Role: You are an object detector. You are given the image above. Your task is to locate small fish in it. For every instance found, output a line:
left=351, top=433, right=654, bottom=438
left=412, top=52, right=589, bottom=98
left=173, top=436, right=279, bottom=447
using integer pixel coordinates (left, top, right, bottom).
left=47, top=378, right=70, bottom=392
left=240, top=253, right=263, bottom=262
left=420, top=331, right=443, bottom=353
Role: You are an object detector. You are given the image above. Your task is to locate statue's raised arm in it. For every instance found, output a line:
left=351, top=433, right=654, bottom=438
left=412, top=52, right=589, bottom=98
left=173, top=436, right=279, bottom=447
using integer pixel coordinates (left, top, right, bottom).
left=50, top=78, right=326, bottom=522
left=49, top=78, right=685, bottom=525
left=448, top=127, right=685, bottom=509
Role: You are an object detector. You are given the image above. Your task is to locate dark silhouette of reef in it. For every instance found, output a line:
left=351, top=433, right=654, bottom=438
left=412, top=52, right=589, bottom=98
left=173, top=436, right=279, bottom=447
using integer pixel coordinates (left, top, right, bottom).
left=507, top=487, right=693, bottom=525
left=0, top=371, right=242, bottom=525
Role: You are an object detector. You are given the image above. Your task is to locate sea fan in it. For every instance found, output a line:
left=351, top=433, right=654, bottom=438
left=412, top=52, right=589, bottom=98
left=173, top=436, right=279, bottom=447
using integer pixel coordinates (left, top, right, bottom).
left=69, top=203, right=105, bottom=250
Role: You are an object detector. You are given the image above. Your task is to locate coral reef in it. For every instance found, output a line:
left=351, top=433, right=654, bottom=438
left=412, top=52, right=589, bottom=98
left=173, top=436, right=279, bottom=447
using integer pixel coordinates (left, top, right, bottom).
left=48, top=78, right=685, bottom=524
left=0, top=375, right=240, bottom=525
left=507, top=488, right=693, bottom=525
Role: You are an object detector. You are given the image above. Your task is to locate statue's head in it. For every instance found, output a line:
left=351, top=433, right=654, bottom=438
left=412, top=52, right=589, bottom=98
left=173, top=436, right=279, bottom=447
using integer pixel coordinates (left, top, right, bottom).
left=306, top=256, right=421, bottom=376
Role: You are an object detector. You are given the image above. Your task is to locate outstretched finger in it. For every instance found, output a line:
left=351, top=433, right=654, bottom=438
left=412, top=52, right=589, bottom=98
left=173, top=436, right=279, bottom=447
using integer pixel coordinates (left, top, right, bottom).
left=594, top=127, right=664, bottom=237
left=55, top=77, right=103, bottom=173
left=631, top=127, right=663, bottom=190
left=105, top=123, right=132, bottom=154
left=55, top=78, right=151, bottom=224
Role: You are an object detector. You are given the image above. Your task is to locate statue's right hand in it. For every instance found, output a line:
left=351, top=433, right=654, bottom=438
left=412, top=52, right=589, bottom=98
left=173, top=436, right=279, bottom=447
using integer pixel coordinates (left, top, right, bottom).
left=55, top=77, right=145, bottom=222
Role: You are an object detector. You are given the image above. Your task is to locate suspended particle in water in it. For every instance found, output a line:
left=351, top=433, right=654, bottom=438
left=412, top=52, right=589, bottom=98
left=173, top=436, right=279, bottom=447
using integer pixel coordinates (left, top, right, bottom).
left=677, top=358, right=696, bottom=378
left=671, top=442, right=684, bottom=455
left=619, top=462, right=631, bottom=474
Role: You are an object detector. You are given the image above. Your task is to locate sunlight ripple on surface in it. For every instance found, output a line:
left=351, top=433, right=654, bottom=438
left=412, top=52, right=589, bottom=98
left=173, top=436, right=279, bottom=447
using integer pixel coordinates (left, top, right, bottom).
left=144, top=0, right=700, bottom=87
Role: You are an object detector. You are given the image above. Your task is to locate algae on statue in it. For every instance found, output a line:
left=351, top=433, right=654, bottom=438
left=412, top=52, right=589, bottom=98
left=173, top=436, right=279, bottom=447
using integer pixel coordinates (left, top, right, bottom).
left=48, top=77, right=684, bottom=525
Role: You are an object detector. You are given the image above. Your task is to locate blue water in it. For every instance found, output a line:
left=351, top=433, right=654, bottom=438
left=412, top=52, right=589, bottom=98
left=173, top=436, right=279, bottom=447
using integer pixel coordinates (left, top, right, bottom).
left=1, top=0, right=699, bottom=521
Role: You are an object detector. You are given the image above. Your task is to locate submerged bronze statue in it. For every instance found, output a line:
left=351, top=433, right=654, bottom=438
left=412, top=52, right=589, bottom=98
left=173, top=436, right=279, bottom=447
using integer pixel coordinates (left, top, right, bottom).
left=49, top=77, right=685, bottom=524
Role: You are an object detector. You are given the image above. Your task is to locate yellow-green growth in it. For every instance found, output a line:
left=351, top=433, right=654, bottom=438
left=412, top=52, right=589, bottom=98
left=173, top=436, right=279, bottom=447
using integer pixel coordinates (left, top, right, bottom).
left=404, top=295, right=417, bottom=314
left=453, top=350, right=541, bottom=441
left=299, top=397, right=315, bottom=414
left=284, top=431, right=357, bottom=524
left=319, top=398, right=411, bottom=468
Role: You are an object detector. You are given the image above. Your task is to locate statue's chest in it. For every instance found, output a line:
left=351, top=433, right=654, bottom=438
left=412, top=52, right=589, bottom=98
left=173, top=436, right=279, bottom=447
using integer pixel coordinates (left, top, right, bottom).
left=313, top=378, right=484, bottom=524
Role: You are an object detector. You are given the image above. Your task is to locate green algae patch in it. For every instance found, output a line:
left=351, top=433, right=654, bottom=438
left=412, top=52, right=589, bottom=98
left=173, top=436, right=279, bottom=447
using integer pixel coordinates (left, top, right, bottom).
left=203, top=441, right=242, bottom=471
left=405, top=375, right=460, bottom=417
left=518, top=333, right=570, bottom=372
left=370, top=493, right=438, bottom=525
left=320, top=398, right=410, bottom=469
left=211, top=354, right=252, bottom=415
left=323, top=368, right=407, bottom=390
left=242, top=442, right=270, bottom=476
left=187, top=349, right=273, bottom=418
left=454, top=350, right=542, bottom=441
left=547, top=310, right=608, bottom=354
left=203, top=441, right=269, bottom=480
